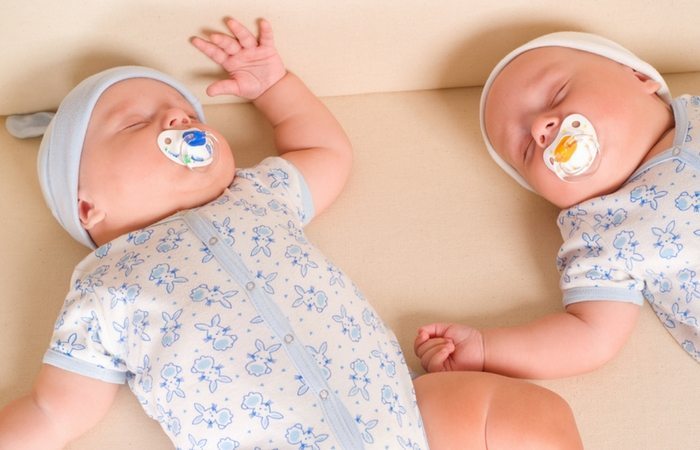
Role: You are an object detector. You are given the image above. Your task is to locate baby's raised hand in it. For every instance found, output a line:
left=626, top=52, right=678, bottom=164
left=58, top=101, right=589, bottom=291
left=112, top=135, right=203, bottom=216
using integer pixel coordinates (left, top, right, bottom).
left=191, top=18, right=286, bottom=99
left=414, top=323, right=485, bottom=372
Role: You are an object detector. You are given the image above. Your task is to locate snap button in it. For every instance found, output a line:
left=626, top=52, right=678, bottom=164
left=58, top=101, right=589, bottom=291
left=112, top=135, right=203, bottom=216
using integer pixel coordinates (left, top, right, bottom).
left=284, top=334, right=294, bottom=344
left=208, top=236, right=218, bottom=245
left=672, top=146, right=681, bottom=156
left=319, top=389, right=329, bottom=400
left=245, top=281, right=256, bottom=291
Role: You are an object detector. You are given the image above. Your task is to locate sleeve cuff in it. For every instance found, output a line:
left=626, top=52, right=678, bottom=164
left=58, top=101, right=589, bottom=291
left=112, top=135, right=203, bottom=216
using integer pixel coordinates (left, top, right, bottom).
left=43, top=349, right=126, bottom=384
left=562, top=286, right=645, bottom=306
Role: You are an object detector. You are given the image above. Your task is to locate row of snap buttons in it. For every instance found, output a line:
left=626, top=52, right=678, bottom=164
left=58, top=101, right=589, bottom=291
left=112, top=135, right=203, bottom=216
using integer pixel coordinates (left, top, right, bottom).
left=210, top=231, right=333, bottom=405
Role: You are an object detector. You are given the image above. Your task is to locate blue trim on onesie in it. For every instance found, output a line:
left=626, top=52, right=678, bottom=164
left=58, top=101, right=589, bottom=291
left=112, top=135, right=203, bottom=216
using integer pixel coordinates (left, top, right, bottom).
left=563, top=286, right=645, bottom=307
left=43, top=349, right=126, bottom=384
left=678, top=147, right=700, bottom=170
left=672, top=97, right=689, bottom=147
left=182, top=210, right=364, bottom=450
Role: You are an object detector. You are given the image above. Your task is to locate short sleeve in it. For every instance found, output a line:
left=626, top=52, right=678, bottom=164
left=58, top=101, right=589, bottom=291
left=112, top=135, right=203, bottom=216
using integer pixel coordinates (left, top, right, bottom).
left=43, top=264, right=127, bottom=384
left=234, top=156, right=316, bottom=225
left=556, top=207, right=645, bottom=307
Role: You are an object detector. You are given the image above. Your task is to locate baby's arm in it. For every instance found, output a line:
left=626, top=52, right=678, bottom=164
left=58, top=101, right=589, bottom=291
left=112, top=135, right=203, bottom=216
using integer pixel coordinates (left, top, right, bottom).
left=253, top=71, right=352, bottom=217
left=192, top=18, right=352, bottom=216
left=0, top=365, right=119, bottom=449
left=415, top=300, right=641, bottom=379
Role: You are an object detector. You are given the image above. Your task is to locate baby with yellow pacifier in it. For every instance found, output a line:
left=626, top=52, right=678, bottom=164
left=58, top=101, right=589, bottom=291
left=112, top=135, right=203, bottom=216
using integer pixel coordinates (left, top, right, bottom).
left=416, top=32, right=700, bottom=378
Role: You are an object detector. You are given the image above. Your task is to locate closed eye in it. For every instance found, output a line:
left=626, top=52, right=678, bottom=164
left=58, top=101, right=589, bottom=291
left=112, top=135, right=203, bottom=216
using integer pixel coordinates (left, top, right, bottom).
left=550, top=81, right=568, bottom=107
left=122, top=121, right=149, bottom=131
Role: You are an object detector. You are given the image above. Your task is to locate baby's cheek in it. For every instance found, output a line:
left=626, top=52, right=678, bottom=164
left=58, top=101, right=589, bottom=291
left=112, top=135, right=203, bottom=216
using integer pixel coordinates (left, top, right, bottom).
left=218, top=145, right=236, bottom=172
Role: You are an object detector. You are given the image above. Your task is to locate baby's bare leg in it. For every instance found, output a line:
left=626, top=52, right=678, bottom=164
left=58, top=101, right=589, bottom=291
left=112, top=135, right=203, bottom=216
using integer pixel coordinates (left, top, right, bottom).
left=414, top=372, right=582, bottom=450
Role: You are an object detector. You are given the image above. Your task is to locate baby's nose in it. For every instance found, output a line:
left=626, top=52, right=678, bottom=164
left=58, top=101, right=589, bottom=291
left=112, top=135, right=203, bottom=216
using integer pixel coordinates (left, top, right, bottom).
left=532, top=115, right=560, bottom=148
left=163, top=108, right=192, bottom=128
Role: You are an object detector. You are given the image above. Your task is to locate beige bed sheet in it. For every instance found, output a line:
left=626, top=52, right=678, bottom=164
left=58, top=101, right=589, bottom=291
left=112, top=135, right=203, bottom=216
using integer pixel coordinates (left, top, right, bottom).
left=2, top=1, right=700, bottom=448
left=2, top=75, right=699, bottom=448
left=4, top=0, right=700, bottom=116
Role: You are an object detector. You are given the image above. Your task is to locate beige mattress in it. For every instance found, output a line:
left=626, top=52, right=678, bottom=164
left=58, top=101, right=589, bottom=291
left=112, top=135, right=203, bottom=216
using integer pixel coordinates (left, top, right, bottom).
left=1, top=2, right=699, bottom=448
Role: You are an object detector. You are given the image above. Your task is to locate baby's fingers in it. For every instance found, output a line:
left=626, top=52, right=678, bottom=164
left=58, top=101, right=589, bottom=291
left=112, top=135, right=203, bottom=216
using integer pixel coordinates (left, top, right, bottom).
left=205, top=79, right=242, bottom=97
left=191, top=36, right=230, bottom=66
left=423, top=344, right=455, bottom=373
left=210, top=33, right=242, bottom=55
left=416, top=339, right=454, bottom=372
left=417, top=323, right=454, bottom=339
left=257, top=19, right=275, bottom=48
left=225, top=18, right=258, bottom=49
left=413, top=329, right=430, bottom=351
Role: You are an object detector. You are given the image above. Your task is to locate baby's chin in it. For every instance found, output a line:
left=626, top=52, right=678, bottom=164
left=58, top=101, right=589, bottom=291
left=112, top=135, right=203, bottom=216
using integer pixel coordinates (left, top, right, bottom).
left=173, top=171, right=235, bottom=208
left=540, top=178, right=622, bottom=210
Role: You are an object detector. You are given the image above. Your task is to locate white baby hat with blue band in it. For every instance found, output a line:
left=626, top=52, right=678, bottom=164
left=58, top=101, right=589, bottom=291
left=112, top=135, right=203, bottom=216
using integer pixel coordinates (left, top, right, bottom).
left=6, top=66, right=206, bottom=249
left=478, top=31, right=672, bottom=191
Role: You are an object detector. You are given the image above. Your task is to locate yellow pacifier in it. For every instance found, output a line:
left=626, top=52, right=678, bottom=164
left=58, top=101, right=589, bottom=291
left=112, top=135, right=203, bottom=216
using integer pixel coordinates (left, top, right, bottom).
left=543, top=114, right=600, bottom=181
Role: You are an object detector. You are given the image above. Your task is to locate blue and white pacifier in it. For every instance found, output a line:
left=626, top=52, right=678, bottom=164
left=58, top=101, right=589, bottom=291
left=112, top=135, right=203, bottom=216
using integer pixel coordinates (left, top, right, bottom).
left=543, top=114, right=601, bottom=181
left=157, top=128, right=217, bottom=169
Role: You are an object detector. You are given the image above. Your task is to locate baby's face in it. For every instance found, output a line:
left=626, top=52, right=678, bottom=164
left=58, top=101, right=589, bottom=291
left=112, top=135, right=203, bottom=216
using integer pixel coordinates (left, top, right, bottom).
left=79, top=78, right=235, bottom=244
left=484, top=47, right=673, bottom=209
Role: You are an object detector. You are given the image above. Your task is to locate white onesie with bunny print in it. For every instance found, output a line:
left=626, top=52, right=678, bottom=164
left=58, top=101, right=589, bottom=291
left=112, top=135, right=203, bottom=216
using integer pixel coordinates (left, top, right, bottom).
left=556, top=95, right=700, bottom=364
left=43, top=157, right=428, bottom=450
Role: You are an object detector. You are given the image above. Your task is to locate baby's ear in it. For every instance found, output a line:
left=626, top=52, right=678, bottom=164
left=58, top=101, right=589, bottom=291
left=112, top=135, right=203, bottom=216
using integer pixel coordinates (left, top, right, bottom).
left=77, top=191, right=106, bottom=230
left=632, top=70, right=661, bottom=93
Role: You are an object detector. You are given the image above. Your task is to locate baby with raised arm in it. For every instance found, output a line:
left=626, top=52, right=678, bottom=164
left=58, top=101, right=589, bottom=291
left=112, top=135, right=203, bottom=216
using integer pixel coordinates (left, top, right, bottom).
left=416, top=32, right=699, bottom=379
left=0, top=17, right=582, bottom=450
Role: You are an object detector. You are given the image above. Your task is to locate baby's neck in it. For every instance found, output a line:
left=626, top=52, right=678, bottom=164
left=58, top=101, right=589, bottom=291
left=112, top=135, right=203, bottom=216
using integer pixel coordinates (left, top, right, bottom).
left=570, top=119, right=676, bottom=209
left=639, top=125, right=676, bottom=166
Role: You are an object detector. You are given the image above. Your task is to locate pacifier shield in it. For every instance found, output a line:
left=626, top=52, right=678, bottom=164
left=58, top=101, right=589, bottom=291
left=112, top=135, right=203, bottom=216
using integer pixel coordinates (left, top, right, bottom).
left=157, top=128, right=217, bottom=169
left=543, top=114, right=600, bottom=181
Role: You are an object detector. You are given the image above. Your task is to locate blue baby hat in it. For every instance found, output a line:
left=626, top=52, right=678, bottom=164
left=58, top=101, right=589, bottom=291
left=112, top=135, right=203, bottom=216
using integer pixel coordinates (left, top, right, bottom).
left=6, top=66, right=206, bottom=249
left=478, top=31, right=671, bottom=191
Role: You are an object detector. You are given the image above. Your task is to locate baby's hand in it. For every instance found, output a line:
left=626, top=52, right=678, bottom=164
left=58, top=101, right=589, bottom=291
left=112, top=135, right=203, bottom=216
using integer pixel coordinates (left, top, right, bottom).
left=414, top=323, right=485, bottom=372
left=191, top=18, right=286, bottom=99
